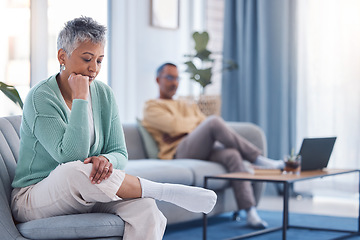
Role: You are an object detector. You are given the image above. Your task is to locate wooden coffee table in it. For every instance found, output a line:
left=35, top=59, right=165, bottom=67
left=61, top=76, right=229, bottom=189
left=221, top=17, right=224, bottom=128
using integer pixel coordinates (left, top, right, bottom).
left=203, top=169, right=360, bottom=240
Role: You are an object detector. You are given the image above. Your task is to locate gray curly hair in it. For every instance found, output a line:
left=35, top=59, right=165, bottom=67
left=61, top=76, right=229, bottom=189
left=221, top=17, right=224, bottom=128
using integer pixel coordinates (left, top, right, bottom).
left=57, top=16, right=106, bottom=56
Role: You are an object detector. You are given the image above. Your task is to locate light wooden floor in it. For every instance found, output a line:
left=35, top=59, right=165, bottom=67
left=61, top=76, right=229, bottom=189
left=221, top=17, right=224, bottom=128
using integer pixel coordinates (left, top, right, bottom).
left=258, top=194, right=358, bottom=218
left=257, top=180, right=359, bottom=218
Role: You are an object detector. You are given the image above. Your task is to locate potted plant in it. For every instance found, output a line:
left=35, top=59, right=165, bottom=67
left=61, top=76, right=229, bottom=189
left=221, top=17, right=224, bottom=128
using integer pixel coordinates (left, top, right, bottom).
left=0, top=81, right=23, bottom=109
left=184, top=31, right=237, bottom=93
left=283, top=149, right=302, bottom=175
left=183, top=31, right=237, bottom=116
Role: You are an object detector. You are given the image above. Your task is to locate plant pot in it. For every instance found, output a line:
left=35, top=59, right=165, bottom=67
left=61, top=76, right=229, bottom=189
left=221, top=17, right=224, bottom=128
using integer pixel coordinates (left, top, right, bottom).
left=179, top=95, right=221, bottom=116
left=197, top=95, right=221, bottom=116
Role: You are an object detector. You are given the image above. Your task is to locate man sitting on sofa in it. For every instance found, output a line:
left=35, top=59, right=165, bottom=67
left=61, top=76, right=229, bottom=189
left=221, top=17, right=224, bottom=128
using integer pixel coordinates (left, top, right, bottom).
left=142, top=62, right=284, bottom=229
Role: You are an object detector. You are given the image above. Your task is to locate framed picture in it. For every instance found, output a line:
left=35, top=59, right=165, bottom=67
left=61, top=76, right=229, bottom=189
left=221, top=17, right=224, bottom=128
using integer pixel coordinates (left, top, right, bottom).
left=150, top=0, right=179, bottom=30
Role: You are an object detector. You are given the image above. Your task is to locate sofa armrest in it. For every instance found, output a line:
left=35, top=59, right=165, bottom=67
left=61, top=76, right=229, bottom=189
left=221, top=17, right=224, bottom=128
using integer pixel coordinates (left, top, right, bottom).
left=226, top=122, right=267, bottom=157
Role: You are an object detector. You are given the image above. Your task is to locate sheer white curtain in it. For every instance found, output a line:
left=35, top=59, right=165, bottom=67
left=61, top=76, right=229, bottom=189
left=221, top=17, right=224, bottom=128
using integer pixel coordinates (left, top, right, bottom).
left=297, top=0, right=360, bottom=191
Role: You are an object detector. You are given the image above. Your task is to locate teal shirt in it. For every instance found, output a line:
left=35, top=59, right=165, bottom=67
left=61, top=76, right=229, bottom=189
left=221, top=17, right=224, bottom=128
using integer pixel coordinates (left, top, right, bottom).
left=12, top=75, right=128, bottom=188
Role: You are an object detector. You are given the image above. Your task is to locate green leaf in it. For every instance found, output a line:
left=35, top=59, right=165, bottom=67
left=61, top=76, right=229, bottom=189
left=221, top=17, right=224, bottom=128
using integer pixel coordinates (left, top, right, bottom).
left=0, top=82, right=23, bottom=109
left=195, top=49, right=212, bottom=61
left=189, top=68, right=212, bottom=89
left=184, top=31, right=238, bottom=91
left=184, top=61, right=198, bottom=73
left=193, top=32, right=209, bottom=52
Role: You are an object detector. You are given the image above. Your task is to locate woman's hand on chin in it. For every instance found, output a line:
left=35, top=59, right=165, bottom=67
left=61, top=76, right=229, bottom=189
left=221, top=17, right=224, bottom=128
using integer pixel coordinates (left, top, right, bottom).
left=84, top=156, right=113, bottom=184
left=68, top=73, right=90, bottom=100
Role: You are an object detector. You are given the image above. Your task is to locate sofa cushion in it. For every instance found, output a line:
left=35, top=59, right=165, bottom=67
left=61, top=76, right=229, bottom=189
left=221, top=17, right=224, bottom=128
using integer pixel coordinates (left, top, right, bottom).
left=17, top=213, right=124, bottom=239
left=135, top=119, right=159, bottom=159
left=171, top=159, right=230, bottom=190
left=122, top=123, right=147, bottom=160
left=125, top=160, right=194, bottom=185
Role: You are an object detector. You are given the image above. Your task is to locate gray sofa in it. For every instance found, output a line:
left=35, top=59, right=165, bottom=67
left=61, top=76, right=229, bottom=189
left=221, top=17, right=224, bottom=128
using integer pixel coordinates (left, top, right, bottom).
left=0, top=115, right=267, bottom=239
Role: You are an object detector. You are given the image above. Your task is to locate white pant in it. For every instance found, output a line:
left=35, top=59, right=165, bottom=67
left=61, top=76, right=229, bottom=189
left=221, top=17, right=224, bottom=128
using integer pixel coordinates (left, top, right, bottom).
left=11, top=161, right=167, bottom=240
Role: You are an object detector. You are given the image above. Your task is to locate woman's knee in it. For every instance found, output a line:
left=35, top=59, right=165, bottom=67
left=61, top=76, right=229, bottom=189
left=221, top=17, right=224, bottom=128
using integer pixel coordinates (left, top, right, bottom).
left=51, top=160, right=92, bottom=182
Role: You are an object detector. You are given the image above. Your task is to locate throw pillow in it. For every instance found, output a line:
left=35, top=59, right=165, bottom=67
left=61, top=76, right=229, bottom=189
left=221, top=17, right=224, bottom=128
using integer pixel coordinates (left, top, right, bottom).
left=136, top=118, right=159, bottom=159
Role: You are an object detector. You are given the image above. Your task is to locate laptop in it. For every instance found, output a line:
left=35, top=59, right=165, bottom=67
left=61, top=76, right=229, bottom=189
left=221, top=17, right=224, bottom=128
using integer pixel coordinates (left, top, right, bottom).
left=298, top=137, right=337, bottom=171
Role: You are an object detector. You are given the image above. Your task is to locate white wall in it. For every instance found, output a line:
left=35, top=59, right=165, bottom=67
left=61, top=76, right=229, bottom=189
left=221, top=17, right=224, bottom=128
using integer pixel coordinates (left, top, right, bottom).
left=108, top=0, right=205, bottom=123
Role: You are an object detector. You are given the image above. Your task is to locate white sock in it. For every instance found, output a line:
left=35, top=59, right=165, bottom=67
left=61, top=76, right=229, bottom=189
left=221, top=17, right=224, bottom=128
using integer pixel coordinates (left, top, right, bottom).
left=138, top=178, right=217, bottom=214
left=255, top=155, right=284, bottom=169
left=246, top=207, right=268, bottom=228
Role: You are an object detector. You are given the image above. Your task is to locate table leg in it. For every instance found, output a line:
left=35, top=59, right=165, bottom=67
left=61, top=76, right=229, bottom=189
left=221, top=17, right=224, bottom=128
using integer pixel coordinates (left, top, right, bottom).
left=358, top=171, right=360, bottom=233
left=203, top=213, right=207, bottom=240
left=203, top=177, right=208, bottom=240
left=282, top=182, right=289, bottom=240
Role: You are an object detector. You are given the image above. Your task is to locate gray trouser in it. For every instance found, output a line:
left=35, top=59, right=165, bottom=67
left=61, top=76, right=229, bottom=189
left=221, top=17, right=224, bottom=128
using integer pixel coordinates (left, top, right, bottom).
left=175, top=116, right=261, bottom=210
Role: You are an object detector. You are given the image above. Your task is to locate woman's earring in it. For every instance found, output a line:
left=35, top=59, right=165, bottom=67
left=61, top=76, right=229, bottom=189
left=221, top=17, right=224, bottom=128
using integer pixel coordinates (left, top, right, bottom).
left=60, top=64, right=66, bottom=71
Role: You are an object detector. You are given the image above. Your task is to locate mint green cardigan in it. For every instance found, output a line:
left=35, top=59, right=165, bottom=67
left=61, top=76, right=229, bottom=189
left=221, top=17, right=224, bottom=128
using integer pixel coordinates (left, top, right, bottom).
left=12, top=75, right=128, bottom=188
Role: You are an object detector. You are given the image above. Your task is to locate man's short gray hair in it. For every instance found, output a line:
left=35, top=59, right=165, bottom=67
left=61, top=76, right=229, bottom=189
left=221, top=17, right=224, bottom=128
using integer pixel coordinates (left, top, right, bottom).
left=156, top=62, right=177, bottom=77
left=57, top=16, right=106, bottom=55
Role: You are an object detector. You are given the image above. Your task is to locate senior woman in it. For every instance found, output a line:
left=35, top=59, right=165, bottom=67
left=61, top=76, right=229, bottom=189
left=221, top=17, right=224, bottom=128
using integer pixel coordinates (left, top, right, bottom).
left=11, top=17, right=216, bottom=240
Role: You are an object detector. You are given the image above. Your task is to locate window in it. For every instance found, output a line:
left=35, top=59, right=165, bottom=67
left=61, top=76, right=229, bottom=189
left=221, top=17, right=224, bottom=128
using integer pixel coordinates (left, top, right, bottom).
left=0, top=0, right=30, bottom=116
left=296, top=0, right=360, bottom=195
left=0, top=1, right=108, bottom=117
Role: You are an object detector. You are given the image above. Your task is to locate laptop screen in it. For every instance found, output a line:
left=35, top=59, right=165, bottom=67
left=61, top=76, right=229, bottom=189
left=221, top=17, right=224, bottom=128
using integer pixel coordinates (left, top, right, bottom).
left=299, top=137, right=337, bottom=171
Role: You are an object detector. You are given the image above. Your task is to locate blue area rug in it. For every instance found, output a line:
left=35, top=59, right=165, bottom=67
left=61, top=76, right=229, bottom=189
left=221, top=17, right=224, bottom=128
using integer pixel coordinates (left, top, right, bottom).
left=164, top=210, right=360, bottom=240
